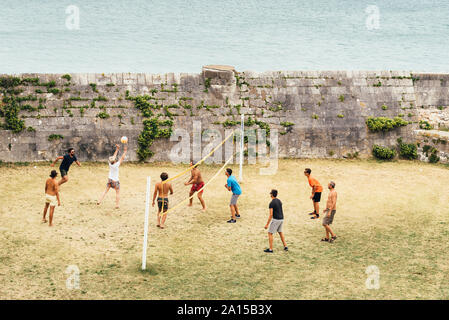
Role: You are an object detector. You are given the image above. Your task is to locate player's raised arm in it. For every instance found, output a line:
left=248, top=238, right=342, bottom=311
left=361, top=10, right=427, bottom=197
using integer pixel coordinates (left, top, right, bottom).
left=51, top=156, right=63, bottom=167
left=119, top=145, right=127, bottom=164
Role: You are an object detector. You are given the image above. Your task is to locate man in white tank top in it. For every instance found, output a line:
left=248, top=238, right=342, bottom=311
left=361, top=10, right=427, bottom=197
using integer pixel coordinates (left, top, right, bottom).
left=97, top=144, right=127, bottom=209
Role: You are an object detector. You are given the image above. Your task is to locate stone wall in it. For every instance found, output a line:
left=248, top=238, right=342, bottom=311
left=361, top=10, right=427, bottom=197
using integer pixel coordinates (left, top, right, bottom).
left=0, top=68, right=448, bottom=163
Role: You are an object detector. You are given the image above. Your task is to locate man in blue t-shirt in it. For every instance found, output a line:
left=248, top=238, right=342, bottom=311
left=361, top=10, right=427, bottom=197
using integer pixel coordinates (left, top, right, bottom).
left=224, top=168, right=242, bottom=223
left=51, top=147, right=81, bottom=186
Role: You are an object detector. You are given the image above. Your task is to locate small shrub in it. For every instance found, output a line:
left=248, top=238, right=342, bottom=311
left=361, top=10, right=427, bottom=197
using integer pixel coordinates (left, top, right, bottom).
left=366, top=117, right=408, bottom=132
left=337, top=114, right=344, bottom=118
left=48, top=134, right=64, bottom=141
left=397, top=138, right=417, bottom=160
left=89, top=83, right=98, bottom=92
left=422, top=145, right=439, bottom=163
left=47, top=88, right=61, bottom=95
left=96, top=111, right=110, bottom=119
left=338, top=95, right=345, bottom=102
left=312, top=114, right=319, bottom=120
left=419, top=120, right=433, bottom=130
left=372, top=144, right=396, bottom=160
left=429, top=153, right=440, bottom=163
left=381, top=104, right=388, bottom=110
left=27, top=126, right=36, bottom=132
left=61, top=74, right=71, bottom=81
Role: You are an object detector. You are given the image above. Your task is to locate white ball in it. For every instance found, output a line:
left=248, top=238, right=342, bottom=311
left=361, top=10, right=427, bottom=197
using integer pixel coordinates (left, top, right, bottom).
left=121, top=136, right=128, bottom=144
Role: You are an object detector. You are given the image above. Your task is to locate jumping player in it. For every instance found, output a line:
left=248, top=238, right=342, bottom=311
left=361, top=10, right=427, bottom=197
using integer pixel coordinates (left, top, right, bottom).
left=153, top=172, right=174, bottom=229
left=304, top=168, right=323, bottom=219
left=43, top=170, right=61, bottom=227
left=322, top=181, right=338, bottom=243
left=51, top=148, right=81, bottom=186
left=97, top=144, right=127, bottom=209
left=185, top=161, right=206, bottom=211
left=264, top=189, right=288, bottom=253
left=225, top=168, right=242, bottom=223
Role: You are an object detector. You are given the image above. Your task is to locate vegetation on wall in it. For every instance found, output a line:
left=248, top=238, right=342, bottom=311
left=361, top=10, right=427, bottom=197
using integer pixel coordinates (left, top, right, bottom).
left=397, top=138, right=417, bottom=160
left=48, top=134, right=64, bottom=141
left=366, top=117, right=408, bottom=132
left=419, top=120, right=433, bottom=130
left=127, top=93, right=174, bottom=161
left=372, top=144, right=396, bottom=160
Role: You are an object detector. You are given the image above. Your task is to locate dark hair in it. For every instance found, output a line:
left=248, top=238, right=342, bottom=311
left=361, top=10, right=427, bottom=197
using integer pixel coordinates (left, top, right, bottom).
left=329, top=181, right=336, bottom=188
left=50, top=170, right=58, bottom=178
left=160, top=172, right=168, bottom=181
left=270, top=189, right=278, bottom=197
left=68, top=148, right=74, bottom=153
left=226, top=168, right=232, bottom=175
left=304, top=168, right=311, bottom=174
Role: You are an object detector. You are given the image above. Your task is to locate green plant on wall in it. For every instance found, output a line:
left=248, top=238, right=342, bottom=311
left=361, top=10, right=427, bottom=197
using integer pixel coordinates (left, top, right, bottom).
left=372, top=144, right=396, bottom=160
left=48, top=134, right=64, bottom=141
left=127, top=93, right=174, bottom=161
left=137, top=118, right=173, bottom=161
left=96, top=111, right=110, bottom=119
left=419, top=120, right=433, bottom=130
left=422, top=145, right=439, bottom=163
left=397, top=138, right=417, bottom=160
left=366, top=117, right=408, bottom=132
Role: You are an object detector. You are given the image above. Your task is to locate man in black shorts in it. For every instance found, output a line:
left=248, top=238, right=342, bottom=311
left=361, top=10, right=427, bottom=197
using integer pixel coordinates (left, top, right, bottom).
left=264, top=189, right=288, bottom=253
left=51, top=148, right=81, bottom=186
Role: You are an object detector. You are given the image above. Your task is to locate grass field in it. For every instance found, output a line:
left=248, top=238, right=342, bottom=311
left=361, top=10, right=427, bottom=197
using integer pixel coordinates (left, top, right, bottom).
left=1, top=159, right=449, bottom=300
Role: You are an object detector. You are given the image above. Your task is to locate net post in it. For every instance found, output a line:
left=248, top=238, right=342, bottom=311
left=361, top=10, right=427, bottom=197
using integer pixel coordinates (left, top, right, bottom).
left=141, top=176, right=151, bottom=270
left=239, top=113, right=244, bottom=182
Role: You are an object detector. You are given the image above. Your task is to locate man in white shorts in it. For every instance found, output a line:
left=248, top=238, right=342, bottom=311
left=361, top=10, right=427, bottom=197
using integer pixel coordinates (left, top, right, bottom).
left=97, top=144, right=127, bottom=209
left=264, top=189, right=288, bottom=253
left=43, top=170, right=61, bottom=227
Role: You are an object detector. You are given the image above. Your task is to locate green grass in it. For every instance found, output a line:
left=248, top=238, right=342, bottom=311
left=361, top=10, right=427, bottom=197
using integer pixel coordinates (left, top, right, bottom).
left=0, top=159, right=448, bottom=299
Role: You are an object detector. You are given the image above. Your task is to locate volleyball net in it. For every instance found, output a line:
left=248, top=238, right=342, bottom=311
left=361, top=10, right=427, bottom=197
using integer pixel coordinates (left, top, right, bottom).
left=141, top=121, right=245, bottom=270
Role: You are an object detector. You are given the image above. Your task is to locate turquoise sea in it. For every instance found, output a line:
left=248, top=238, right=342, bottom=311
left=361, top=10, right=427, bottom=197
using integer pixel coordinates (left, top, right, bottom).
left=1, top=0, right=448, bottom=73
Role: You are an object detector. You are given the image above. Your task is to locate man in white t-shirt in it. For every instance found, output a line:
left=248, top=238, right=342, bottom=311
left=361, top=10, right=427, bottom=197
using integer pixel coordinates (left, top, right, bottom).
left=97, top=144, right=127, bottom=209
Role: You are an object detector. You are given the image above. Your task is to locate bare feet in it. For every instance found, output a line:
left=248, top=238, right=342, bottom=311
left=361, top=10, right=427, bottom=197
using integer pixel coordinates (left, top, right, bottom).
left=49, top=223, right=53, bottom=227
left=115, top=206, right=119, bottom=209
left=187, top=203, right=192, bottom=207
left=202, top=207, right=207, bottom=212
left=42, top=219, right=47, bottom=223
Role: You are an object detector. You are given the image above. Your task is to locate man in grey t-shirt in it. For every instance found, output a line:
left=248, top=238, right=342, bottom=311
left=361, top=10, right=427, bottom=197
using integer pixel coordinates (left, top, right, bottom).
left=264, top=189, right=288, bottom=253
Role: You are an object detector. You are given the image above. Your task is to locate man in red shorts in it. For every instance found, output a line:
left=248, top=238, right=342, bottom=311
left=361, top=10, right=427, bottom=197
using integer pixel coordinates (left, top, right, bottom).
left=185, top=161, right=206, bottom=211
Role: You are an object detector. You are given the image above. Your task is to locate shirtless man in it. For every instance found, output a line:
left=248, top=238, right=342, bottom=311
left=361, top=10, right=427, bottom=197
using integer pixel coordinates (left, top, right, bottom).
left=184, top=161, right=206, bottom=211
left=43, top=170, right=61, bottom=227
left=322, top=181, right=338, bottom=243
left=152, top=172, right=173, bottom=229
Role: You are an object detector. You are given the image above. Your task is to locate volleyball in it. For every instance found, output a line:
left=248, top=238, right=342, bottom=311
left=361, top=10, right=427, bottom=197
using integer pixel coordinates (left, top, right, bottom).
left=121, top=136, right=128, bottom=144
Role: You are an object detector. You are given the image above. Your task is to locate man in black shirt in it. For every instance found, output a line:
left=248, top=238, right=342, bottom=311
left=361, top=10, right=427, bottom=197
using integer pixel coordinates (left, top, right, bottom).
left=51, top=148, right=81, bottom=186
left=264, top=189, right=288, bottom=253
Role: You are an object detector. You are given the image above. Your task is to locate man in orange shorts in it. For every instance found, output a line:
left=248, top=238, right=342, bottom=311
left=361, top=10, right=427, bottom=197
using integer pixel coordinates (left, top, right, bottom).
left=304, top=168, right=323, bottom=219
left=185, top=161, right=206, bottom=211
